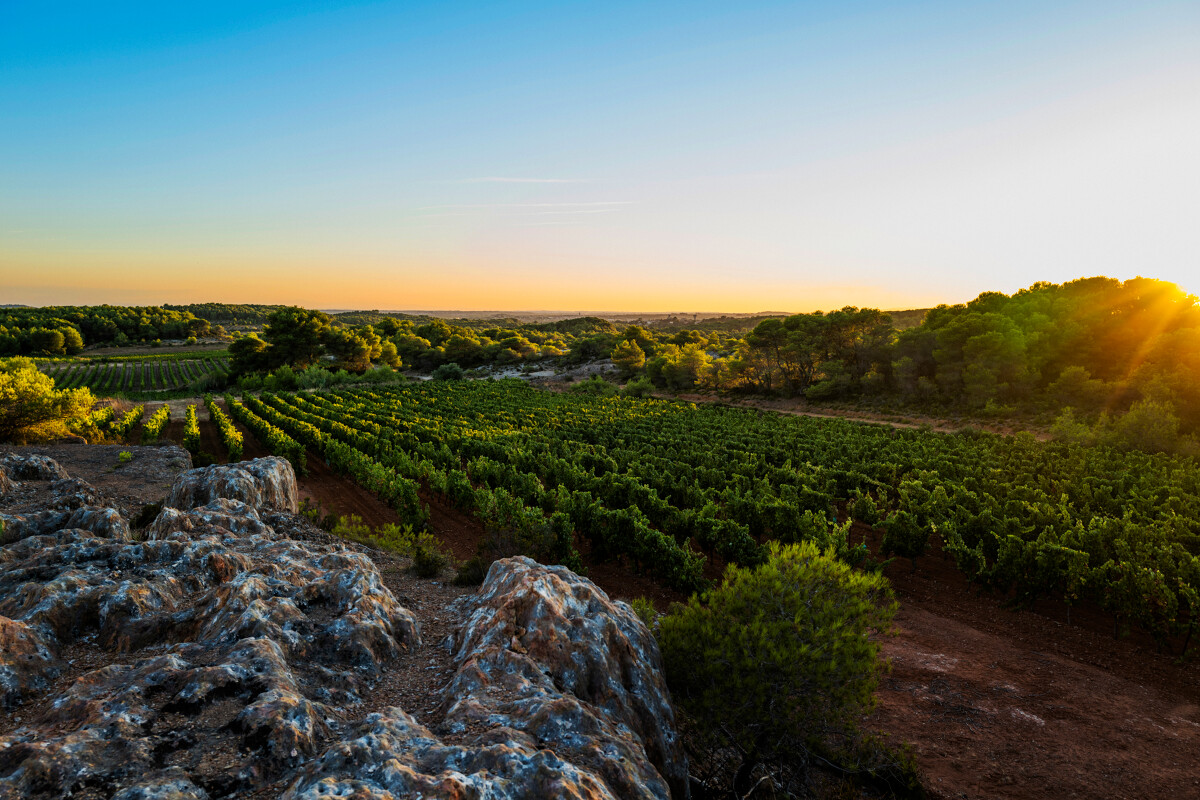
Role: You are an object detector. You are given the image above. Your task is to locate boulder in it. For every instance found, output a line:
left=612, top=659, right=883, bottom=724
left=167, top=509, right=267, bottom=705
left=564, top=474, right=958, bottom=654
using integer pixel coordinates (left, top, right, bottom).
left=48, top=477, right=110, bottom=510
left=286, top=557, right=688, bottom=800
left=0, top=505, right=130, bottom=543
left=0, top=454, right=69, bottom=482
left=164, top=457, right=298, bottom=513
left=0, top=468, right=13, bottom=498
left=147, top=497, right=275, bottom=539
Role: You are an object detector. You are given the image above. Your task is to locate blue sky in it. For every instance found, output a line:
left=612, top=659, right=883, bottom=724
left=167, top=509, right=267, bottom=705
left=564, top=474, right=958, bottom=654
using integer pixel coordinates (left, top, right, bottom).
left=1, top=1, right=1197, bottom=310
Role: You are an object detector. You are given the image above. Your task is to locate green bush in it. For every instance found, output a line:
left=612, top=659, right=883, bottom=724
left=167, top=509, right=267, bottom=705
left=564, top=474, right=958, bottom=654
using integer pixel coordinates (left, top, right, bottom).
left=117, top=450, right=133, bottom=464
left=0, top=357, right=96, bottom=443
left=431, top=362, right=466, bottom=381
left=454, top=553, right=491, bottom=586
left=630, top=596, right=657, bottom=629
left=658, top=541, right=896, bottom=795
left=621, top=376, right=655, bottom=397
left=568, top=374, right=617, bottom=397
left=331, top=515, right=451, bottom=578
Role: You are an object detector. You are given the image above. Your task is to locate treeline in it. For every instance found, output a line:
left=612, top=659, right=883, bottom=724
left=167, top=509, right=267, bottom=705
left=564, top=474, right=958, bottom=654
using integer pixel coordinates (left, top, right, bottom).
left=610, top=277, right=1200, bottom=446
left=163, top=303, right=287, bottom=326
left=230, top=307, right=622, bottom=377
left=0, top=306, right=211, bottom=356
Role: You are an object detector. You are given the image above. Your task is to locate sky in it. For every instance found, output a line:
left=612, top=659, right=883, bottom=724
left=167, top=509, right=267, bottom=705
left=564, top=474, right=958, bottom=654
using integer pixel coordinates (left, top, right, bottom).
left=1, top=1, right=1198, bottom=313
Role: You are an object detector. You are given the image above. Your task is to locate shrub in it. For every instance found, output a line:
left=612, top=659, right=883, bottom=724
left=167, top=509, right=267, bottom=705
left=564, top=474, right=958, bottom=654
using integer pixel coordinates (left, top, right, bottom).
left=454, top=553, right=491, bottom=586
left=657, top=541, right=896, bottom=796
left=331, top=516, right=451, bottom=578
left=621, top=376, right=655, bottom=397
left=630, top=596, right=657, bottom=629
left=117, top=450, right=133, bottom=464
left=182, top=405, right=201, bottom=454
left=568, top=374, right=617, bottom=397
left=431, top=362, right=466, bottom=381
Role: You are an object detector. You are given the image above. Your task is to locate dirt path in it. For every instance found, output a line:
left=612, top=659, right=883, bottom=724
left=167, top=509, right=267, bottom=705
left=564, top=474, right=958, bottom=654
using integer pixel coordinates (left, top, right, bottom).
left=864, top=528, right=1200, bottom=800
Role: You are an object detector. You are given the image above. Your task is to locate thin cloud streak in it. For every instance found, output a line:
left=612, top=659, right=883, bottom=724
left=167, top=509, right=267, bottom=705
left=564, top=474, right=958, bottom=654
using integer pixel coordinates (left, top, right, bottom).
left=455, top=177, right=584, bottom=184
left=416, top=201, right=633, bottom=211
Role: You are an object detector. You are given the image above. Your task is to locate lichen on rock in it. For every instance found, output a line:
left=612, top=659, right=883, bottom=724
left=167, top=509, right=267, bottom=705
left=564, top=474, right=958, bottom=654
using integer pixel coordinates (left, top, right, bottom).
left=163, top=456, right=298, bottom=513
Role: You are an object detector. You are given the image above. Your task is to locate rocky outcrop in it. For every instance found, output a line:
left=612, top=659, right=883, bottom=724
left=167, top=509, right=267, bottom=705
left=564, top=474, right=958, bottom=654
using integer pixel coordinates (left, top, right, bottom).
left=0, top=505, right=130, bottom=543
left=0, top=458, right=687, bottom=800
left=47, top=476, right=111, bottom=510
left=287, top=557, right=687, bottom=800
left=284, top=707, right=622, bottom=800
left=0, top=453, right=70, bottom=482
left=0, top=468, right=12, bottom=499
left=163, top=457, right=298, bottom=513
left=0, top=492, right=417, bottom=797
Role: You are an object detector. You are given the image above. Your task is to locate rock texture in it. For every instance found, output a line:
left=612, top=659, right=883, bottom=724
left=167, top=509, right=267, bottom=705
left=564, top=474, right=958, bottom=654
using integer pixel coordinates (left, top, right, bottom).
left=0, top=462, right=417, bottom=799
left=0, top=455, right=687, bottom=800
left=0, top=505, right=130, bottom=543
left=0, top=453, right=69, bottom=482
left=287, top=557, right=687, bottom=800
left=164, top=457, right=298, bottom=514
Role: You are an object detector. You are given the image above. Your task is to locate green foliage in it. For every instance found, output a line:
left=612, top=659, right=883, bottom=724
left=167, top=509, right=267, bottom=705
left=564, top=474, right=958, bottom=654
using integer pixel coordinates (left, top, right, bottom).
left=431, top=362, right=466, bottom=381
left=332, top=515, right=451, bottom=578
left=109, top=406, right=145, bottom=440
left=453, top=553, right=491, bottom=586
left=611, top=338, right=646, bottom=378
left=621, top=376, right=655, bottom=397
left=241, top=381, right=1200, bottom=641
left=658, top=541, right=896, bottom=787
left=205, top=395, right=243, bottom=460
left=630, top=596, right=657, bottom=629
left=0, top=305, right=209, bottom=355
left=182, top=405, right=201, bottom=454
left=0, top=357, right=96, bottom=443
left=117, top=450, right=133, bottom=464
left=568, top=374, right=617, bottom=396
left=141, top=403, right=172, bottom=441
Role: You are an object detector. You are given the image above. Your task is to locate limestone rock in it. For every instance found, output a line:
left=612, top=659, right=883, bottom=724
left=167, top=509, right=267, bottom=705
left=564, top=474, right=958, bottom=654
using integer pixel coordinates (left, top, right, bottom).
left=147, top=497, right=275, bottom=539
left=287, top=557, right=688, bottom=800
left=0, top=505, right=130, bottom=543
left=0, top=454, right=69, bottom=482
left=283, top=708, right=621, bottom=800
left=164, top=457, right=298, bottom=513
left=48, top=476, right=110, bottom=510
left=0, top=615, right=57, bottom=707
left=0, top=515, right=417, bottom=798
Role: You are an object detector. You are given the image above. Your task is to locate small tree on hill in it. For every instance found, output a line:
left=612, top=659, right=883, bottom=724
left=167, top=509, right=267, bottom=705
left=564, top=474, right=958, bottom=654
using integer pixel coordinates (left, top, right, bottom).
left=658, top=541, right=897, bottom=796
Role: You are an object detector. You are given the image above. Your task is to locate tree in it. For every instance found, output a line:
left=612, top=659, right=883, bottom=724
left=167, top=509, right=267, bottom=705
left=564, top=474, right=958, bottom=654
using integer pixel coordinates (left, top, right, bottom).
left=658, top=541, right=895, bottom=795
left=0, top=358, right=95, bottom=443
left=229, top=334, right=269, bottom=375
left=611, top=339, right=646, bottom=378
left=262, top=307, right=333, bottom=369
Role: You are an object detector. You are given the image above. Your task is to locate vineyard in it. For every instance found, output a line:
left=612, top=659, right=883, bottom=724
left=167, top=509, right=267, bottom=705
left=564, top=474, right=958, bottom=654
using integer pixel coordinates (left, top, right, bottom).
left=38, top=353, right=230, bottom=395
left=231, top=380, right=1199, bottom=651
